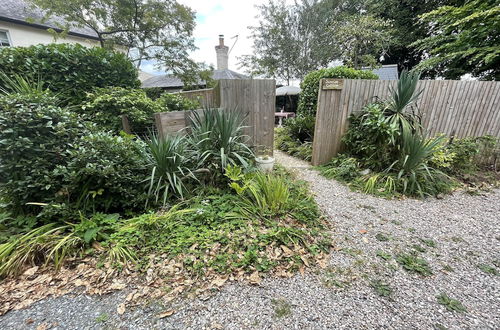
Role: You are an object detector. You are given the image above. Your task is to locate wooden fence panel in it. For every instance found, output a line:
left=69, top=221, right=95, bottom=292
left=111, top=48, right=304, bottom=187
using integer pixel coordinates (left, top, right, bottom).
left=177, top=88, right=219, bottom=108
left=155, top=79, right=276, bottom=153
left=312, top=79, right=500, bottom=166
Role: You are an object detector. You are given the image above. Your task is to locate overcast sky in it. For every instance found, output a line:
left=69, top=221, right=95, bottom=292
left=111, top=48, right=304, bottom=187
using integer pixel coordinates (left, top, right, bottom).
left=141, top=0, right=294, bottom=76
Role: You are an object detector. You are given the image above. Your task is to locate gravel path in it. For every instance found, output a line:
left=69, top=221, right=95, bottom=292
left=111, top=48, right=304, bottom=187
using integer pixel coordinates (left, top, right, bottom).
left=1, top=150, right=499, bottom=329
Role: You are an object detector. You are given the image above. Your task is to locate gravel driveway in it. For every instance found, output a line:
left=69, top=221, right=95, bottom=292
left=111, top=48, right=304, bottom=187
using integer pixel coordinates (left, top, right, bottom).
left=1, top=150, right=499, bottom=329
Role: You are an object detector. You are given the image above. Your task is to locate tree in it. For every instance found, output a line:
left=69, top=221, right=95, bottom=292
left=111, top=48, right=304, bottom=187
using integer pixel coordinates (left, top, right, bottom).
left=366, top=0, right=462, bottom=74
left=333, top=14, right=393, bottom=69
left=412, top=0, right=500, bottom=80
left=28, top=0, right=206, bottom=82
left=240, top=0, right=344, bottom=84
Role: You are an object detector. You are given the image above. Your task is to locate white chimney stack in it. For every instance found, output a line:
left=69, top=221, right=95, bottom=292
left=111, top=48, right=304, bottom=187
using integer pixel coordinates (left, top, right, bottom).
left=215, top=34, right=229, bottom=70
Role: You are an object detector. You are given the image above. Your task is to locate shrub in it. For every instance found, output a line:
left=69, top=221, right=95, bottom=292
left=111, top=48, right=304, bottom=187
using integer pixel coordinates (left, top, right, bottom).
left=189, top=108, right=254, bottom=175
left=80, top=87, right=160, bottom=134
left=143, top=133, right=195, bottom=205
left=275, top=127, right=313, bottom=161
left=342, top=103, right=399, bottom=170
left=157, top=93, right=201, bottom=111
left=143, top=87, right=165, bottom=100
left=297, top=66, right=378, bottom=116
left=0, top=93, right=84, bottom=214
left=57, top=132, right=149, bottom=216
left=0, top=44, right=139, bottom=104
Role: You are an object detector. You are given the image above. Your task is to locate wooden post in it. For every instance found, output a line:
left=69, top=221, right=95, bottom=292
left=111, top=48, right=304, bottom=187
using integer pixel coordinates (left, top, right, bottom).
left=121, top=115, right=132, bottom=134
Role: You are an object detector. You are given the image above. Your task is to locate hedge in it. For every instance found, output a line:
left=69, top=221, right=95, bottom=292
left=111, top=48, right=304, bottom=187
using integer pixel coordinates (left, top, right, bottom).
left=0, top=43, right=140, bottom=104
left=297, top=66, right=378, bottom=115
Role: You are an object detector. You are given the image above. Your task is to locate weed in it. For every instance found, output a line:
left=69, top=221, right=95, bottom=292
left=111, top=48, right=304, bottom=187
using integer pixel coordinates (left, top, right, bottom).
left=376, top=251, right=392, bottom=261
left=408, top=228, right=416, bottom=233
left=271, top=298, right=292, bottom=318
left=442, top=264, right=454, bottom=272
left=396, top=253, right=432, bottom=276
left=375, top=233, right=390, bottom=242
left=412, top=245, right=427, bottom=253
left=436, top=293, right=467, bottom=313
left=391, top=220, right=402, bottom=225
left=421, top=238, right=437, bottom=248
left=370, top=280, right=392, bottom=297
left=477, top=264, right=499, bottom=276
left=95, top=313, right=109, bottom=323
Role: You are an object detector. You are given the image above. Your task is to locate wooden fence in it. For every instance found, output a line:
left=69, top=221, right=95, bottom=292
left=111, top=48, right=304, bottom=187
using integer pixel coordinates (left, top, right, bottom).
left=312, top=79, right=500, bottom=165
left=177, top=88, right=218, bottom=108
left=155, top=79, right=276, bottom=152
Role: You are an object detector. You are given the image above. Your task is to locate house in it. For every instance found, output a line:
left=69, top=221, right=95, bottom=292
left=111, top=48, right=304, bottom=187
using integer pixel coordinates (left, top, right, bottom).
left=142, top=35, right=248, bottom=91
left=0, top=0, right=100, bottom=48
left=363, top=64, right=399, bottom=80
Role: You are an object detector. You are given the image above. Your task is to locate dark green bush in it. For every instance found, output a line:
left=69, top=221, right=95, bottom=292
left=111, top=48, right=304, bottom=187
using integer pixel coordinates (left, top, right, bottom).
left=56, top=132, right=149, bottom=216
left=0, top=44, right=139, bottom=104
left=157, top=93, right=201, bottom=112
left=0, top=93, right=85, bottom=214
left=81, top=87, right=160, bottom=134
left=342, top=103, right=399, bottom=170
left=297, top=66, right=378, bottom=115
left=143, top=87, right=165, bottom=100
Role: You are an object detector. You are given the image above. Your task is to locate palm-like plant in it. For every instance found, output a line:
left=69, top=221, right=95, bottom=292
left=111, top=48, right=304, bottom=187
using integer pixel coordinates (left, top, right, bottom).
left=0, top=71, right=45, bottom=95
left=387, top=131, right=451, bottom=196
left=385, top=70, right=423, bottom=138
left=189, top=108, right=254, bottom=172
left=143, top=132, right=195, bottom=206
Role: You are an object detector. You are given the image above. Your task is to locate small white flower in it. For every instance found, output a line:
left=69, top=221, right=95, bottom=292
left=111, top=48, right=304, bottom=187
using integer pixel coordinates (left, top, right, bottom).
left=196, top=208, right=204, bottom=215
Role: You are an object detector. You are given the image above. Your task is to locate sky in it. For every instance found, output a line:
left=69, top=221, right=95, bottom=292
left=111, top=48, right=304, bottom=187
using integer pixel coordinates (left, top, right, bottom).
left=140, top=0, right=295, bottom=77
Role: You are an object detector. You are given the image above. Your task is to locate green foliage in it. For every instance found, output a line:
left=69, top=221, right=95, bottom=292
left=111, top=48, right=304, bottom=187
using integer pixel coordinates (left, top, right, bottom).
left=436, top=293, right=467, bottom=313
left=413, top=0, right=500, bottom=80
left=274, top=126, right=313, bottom=161
left=189, top=108, right=254, bottom=174
left=317, top=155, right=361, bottom=181
left=298, top=66, right=378, bottom=116
left=477, top=264, right=499, bottom=276
left=157, top=93, right=201, bottom=112
left=58, top=132, right=148, bottom=216
left=0, top=92, right=84, bottom=214
left=333, top=14, right=394, bottom=69
left=0, top=44, right=139, bottom=104
left=226, top=167, right=290, bottom=217
left=342, top=103, right=399, bottom=170
left=0, top=71, right=46, bottom=96
left=73, top=213, right=120, bottom=244
left=0, top=223, right=82, bottom=277
left=81, top=87, right=159, bottom=134
left=396, top=253, right=433, bottom=276
left=370, top=279, right=393, bottom=297
left=143, top=133, right=195, bottom=205
left=143, top=87, right=165, bottom=100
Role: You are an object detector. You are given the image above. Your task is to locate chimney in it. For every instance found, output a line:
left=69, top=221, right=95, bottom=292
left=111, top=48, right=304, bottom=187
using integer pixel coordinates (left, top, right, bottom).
left=215, top=34, right=229, bottom=70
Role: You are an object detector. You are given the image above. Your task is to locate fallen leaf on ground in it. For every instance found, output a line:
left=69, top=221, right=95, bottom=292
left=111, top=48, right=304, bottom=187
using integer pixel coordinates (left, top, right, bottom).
left=23, top=266, right=39, bottom=277
left=36, top=323, right=50, bottom=330
left=358, top=229, right=367, bottom=234
left=117, top=303, right=126, bottom=315
left=156, top=310, right=175, bottom=318
left=249, top=271, right=261, bottom=285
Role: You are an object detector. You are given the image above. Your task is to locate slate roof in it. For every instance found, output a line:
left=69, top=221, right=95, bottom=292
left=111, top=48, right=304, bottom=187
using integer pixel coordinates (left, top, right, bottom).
left=363, top=64, right=399, bottom=80
left=0, top=0, right=99, bottom=40
left=142, top=69, right=249, bottom=88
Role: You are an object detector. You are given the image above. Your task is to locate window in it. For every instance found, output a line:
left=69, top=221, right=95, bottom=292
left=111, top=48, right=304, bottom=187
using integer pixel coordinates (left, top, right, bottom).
left=0, top=31, right=11, bottom=47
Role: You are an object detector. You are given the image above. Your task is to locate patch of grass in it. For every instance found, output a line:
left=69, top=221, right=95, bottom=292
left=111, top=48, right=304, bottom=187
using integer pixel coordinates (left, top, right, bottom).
left=95, top=313, right=109, bottom=323
left=396, top=253, right=432, bottom=276
left=271, top=298, right=292, bottom=318
left=376, top=250, right=392, bottom=261
left=412, top=245, right=427, bottom=253
left=421, top=238, right=437, bottom=248
left=408, top=227, right=416, bottom=233
left=436, top=293, right=467, bottom=313
left=477, top=264, right=499, bottom=276
left=370, top=280, right=392, bottom=297
left=391, top=220, right=402, bottom=226
left=375, top=233, right=390, bottom=242
left=358, top=204, right=376, bottom=212
left=342, top=248, right=363, bottom=257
